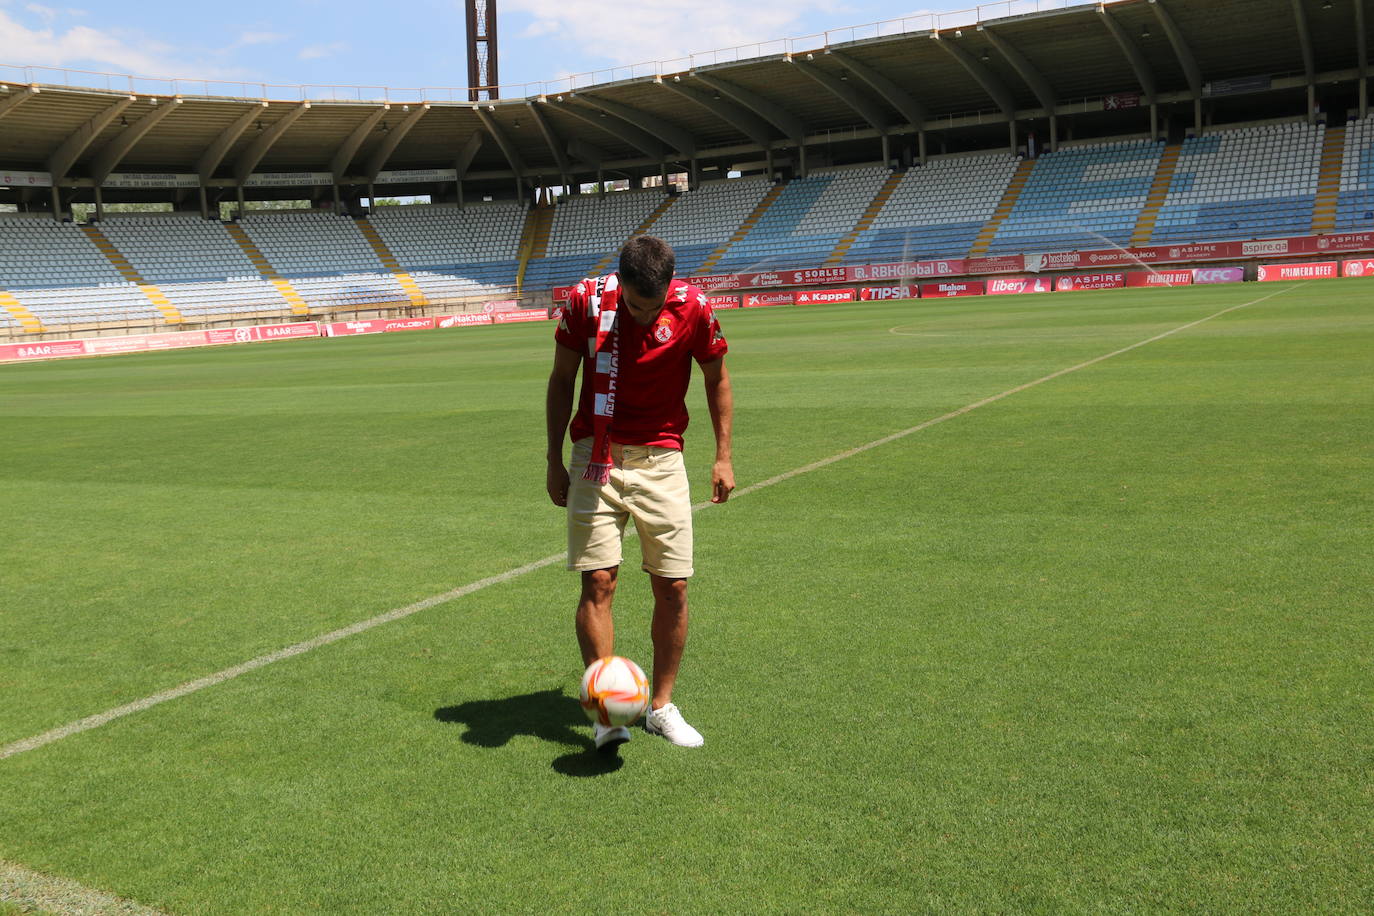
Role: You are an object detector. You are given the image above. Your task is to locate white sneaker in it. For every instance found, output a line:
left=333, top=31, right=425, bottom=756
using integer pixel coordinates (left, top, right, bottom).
left=645, top=703, right=704, bottom=747
left=593, top=723, right=630, bottom=754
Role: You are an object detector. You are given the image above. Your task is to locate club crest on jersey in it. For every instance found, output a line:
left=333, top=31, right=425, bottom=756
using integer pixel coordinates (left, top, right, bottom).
left=653, top=314, right=673, bottom=343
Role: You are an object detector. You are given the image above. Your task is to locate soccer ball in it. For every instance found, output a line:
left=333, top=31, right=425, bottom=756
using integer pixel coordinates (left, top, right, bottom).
left=579, top=656, right=650, bottom=727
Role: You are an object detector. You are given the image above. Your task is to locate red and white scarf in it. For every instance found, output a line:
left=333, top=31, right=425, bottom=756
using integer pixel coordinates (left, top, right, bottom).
left=582, top=273, right=621, bottom=484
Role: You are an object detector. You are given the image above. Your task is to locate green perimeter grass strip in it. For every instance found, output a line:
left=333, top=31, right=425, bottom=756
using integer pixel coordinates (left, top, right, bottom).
left=1, top=860, right=168, bottom=915
left=0, top=283, right=1302, bottom=766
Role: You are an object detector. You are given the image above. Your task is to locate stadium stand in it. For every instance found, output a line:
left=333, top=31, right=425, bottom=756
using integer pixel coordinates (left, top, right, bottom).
left=367, top=202, right=526, bottom=300
left=1335, top=118, right=1374, bottom=232
left=0, top=216, right=160, bottom=325
left=647, top=177, right=772, bottom=275
left=841, top=155, right=1019, bottom=263
left=709, top=166, right=892, bottom=272
left=522, top=190, right=666, bottom=291
left=238, top=211, right=410, bottom=310
left=1148, top=122, right=1324, bottom=243
left=985, top=140, right=1164, bottom=255
left=97, top=216, right=290, bottom=319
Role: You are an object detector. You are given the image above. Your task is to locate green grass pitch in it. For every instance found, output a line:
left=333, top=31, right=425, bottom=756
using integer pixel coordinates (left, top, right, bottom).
left=1, top=280, right=1371, bottom=913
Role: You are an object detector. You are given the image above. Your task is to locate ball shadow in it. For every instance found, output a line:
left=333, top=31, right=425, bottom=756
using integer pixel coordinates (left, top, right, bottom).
left=434, top=688, right=625, bottom=777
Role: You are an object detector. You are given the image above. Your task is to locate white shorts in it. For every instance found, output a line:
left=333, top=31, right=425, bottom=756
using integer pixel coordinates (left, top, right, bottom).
left=567, top=437, right=694, bottom=578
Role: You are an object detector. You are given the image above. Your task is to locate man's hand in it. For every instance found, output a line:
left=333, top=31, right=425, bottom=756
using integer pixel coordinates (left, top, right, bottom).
left=547, top=459, right=570, bottom=507
left=711, top=459, right=735, bottom=504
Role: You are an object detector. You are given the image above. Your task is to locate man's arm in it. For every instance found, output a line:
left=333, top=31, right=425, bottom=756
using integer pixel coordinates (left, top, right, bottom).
left=546, top=343, right=582, bottom=507
left=701, top=357, right=735, bottom=504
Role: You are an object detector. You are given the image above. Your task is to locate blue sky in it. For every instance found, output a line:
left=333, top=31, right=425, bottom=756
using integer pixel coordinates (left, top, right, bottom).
left=0, top=0, right=1008, bottom=97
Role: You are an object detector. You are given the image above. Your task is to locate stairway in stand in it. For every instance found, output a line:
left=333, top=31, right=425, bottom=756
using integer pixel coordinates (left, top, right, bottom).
left=82, top=226, right=184, bottom=324
left=587, top=195, right=679, bottom=277
left=695, top=182, right=786, bottom=275
left=224, top=224, right=310, bottom=316
left=1129, top=143, right=1183, bottom=247
left=0, top=290, right=44, bottom=334
left=1311, top=125, right=1348, bottom=235
left=356, top=218, right=428, bottom=308
left=967, top=159, right=1036, bottom=258
left=824, top=170, right=905, bottom=266
left=515, top=204, right=556, bottom=295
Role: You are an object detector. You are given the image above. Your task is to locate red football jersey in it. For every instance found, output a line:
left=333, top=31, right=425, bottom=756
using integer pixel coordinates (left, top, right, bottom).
left=555, top=276, right=728, bottom=450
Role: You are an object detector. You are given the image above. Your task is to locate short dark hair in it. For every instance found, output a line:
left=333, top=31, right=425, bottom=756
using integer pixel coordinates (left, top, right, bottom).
left=618, top=235, right=676, bottom=297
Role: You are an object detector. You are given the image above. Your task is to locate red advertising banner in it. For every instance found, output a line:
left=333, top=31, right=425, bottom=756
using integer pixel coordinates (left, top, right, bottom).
left=436, top=313, right=494, bottom=328
left=966, top=255, right=1026, bottom=275
left=1313, top=231, right=1374, bottom=253
left=482, top=299, right=519, bottom=313
left=491, top=310, right=550, bottom=323
left=552, top=285, right=576, bottom=302
left=695, top=274, right=742, bottom=292
left=705, top=294, right=741, bottom=310
left=324, top=317, right=435, bottom=337
left=920, top=280, right=984, bottom=298
left=743, top=291, right=796, bottom=308
left=987, top=276, right=1053, bottom=295
left=785, top=266, right=851, bottom=287
left=848, top=260, right=966, bottom=282
left=1257, top=261, right=1338, bottom=281
left=1056, top=273, right=1127, bottom=291
left=795, top=288, right=857, bottom=305
left=1126, top=270, right=1193, bottom=287
left=858, top=285, right=919, bottom=300
left=204, top=321, right=320, bottom=344
left=1341, top=258, right=1374, bottom=277
left=0, top=339, right=89, bottom=363
left=740, top=271, right=784, bottom=288
left=85, top=330, right=210, bottom=354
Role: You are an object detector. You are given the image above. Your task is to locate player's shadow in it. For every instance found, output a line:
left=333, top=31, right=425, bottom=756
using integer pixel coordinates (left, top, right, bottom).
left=434, top=689, right=623, bottom=777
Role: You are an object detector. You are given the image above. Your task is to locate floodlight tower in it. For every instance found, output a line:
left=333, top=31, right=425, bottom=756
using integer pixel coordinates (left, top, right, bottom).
left=466, top=0, right=499, bottom=102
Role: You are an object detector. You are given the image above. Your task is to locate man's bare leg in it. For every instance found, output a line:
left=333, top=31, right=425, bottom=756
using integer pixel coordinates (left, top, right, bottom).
left=648, top=575, right=688, bottom=710
left=576, top=567, right=618, bottom=665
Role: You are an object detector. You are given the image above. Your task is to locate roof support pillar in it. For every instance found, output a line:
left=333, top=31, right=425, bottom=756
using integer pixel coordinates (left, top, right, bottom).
left=658, top=80, right=776, bottom=150
left=825, top=50, right=927, bottom=131
left=474, top=106, right=527, bottom=203
left=330, top=105, right=389, bottom=181
left=1290, top=0, right=1317, bottom=123
left=528, top=101, right=571, bottom=192
left=0, top=86, right=38, bottom=123
left=691, top=72, right=807, bottom=176
left=930, top=31, right=1018, bottom=123
left=233, top=101, right=310, bottom=186
left=364, top=103, right=430, bottom=182
left=1356, top=0, right=1369, bottom=119
left=1149, top=0, right=1202, bottom=132
left=981, top=27, right=1058, bottom=118
left=89, top=97, right=183, bottom=186
left=47, top=96, right=134, bottom=187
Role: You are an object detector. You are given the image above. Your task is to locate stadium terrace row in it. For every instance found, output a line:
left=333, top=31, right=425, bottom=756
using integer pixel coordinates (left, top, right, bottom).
left=3, top=117, right=1373, bottom=334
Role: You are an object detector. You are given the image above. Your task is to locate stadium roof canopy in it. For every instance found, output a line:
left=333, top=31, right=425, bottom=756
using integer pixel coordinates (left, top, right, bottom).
left=0, top=0, right=1370, bottom=209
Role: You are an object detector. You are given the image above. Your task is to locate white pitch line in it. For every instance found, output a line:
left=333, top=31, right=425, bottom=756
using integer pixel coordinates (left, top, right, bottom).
left=0, top=284, right=1299, bottom=763
left=1, top=859, right=170, bottom=915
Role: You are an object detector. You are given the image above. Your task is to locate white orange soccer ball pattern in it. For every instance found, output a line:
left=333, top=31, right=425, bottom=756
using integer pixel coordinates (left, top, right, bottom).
left=579, top=656, right=650, bottom=727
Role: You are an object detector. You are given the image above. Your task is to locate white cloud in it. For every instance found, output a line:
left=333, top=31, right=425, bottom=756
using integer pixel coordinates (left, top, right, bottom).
left=298, top=41, right=347, bottom=61
left=0, top=8, right=186, bottom=75
left=504, top=0, right=848, bottom=73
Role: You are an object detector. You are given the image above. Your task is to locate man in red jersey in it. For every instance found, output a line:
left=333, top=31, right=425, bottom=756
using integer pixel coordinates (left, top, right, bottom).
left=546, top=235, right=734, bottom=753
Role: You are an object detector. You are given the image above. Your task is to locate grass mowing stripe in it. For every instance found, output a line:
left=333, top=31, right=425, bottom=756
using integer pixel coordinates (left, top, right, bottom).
left=732, top=283, right=1305, bottom=501
left=1, top=860, right=168, bottom=915
left=0, top=284, right=1300, bottom=765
